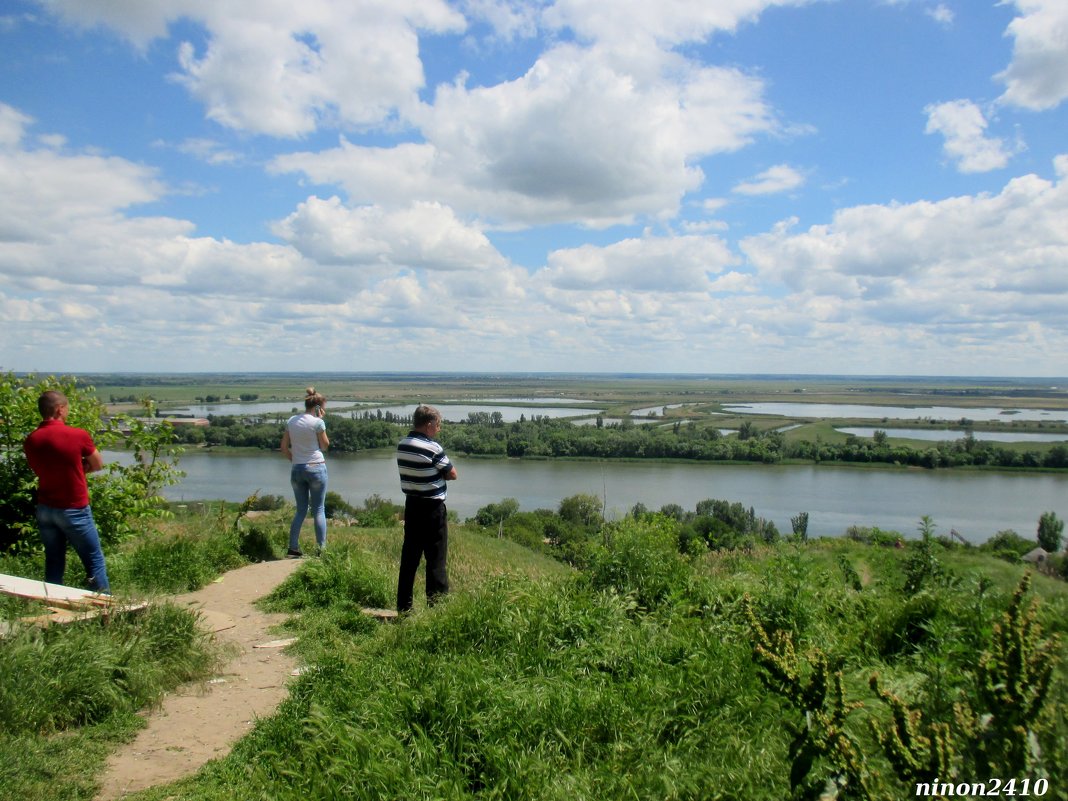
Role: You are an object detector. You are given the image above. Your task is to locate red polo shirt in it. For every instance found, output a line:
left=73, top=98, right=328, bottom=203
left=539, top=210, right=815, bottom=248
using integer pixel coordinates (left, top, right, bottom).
left=23, top=419, right=96, bottom=508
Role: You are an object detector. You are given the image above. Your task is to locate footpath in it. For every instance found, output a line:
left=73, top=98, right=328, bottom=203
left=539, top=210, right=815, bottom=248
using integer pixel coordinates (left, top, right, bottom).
left=95, top=557, right=303, bottom=800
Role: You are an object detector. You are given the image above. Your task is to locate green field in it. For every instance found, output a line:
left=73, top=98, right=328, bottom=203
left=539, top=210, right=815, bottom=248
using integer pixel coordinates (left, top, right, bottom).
left=76, top=372, right=1068, bottom=435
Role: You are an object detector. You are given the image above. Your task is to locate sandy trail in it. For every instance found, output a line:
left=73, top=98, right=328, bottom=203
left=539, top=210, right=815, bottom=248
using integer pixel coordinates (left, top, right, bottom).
left=95, top=557, right=303, bottom=800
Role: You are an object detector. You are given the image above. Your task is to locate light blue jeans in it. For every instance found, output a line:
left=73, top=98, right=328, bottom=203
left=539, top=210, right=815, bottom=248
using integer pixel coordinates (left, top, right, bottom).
left=36, top=504, right=110, bottom=593
left=289, top=462, right=328, bottom=551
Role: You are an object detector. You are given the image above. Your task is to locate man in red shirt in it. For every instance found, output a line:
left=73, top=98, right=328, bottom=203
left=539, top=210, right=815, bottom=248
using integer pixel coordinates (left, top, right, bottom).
left=23, top=390, right=110, bottom=593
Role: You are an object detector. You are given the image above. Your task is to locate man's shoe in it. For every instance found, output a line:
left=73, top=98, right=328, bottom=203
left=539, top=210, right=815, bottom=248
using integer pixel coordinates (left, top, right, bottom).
left=286, top=549, right=303, bottom=558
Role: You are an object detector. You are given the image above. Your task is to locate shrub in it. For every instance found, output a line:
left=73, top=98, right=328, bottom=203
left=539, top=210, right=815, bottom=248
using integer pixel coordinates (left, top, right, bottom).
left=585, top=515, right=689, bottom=609
left=247, top=493, right=287, bottom=511
left=471, top=498, right=521, bottom=528
left=324, top=491, right=358, bottom=519
left=980, top=529, right=1035, bottom=563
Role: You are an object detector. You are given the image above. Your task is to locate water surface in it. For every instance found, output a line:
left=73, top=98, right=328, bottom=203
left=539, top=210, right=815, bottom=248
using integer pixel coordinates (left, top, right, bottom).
left=132, top=450, right=1068, bottom=545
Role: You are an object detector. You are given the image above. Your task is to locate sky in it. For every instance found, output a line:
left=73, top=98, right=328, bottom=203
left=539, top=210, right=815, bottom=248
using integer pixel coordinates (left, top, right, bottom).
left=1, top=0, right=1067, bottom=377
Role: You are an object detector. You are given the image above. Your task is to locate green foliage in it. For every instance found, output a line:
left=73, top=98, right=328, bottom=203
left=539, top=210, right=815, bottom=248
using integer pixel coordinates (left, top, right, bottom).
left=324, top=490, right=358, bottom=519
left=471, top=497, right=521, bottom=528
left=557, top=493, right=603, bottom=528
left=868, top=674, right=954, bottom=788
left=120, top=528, right=247, bottom=593
left=1037, top=511, right=1064, bottom=553
left=790, top=511, right=810, bottom=543
left=585, top=516, right=689, bottom=610
left=324, top=492, right=402, bottom=527
left=902, top=517, right=951, bottom=594
left=969, top=574, right=1059, bottom=777
left=246, top=493, right=287, bottom=511
left=354, top=494, right=403, bottom=527
left=845, top=525, right=904, bottom=547
left=0, top=373, right=183, bottom=553
left=980, top=528, right=1036, bottom=563
left=869, top=575, right=1061, bottom=789
left=743, top=594, right=869, bottom=800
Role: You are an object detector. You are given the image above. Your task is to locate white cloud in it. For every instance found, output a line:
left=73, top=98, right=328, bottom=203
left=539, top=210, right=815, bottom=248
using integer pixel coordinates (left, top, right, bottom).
left=544, top=0, right=812, bottom=48
left=539, top=234, right=735, bottom=291
left=924, top=99, right=1015, bottom=173
left=732, top=164, right=805, bottom=195
left=460, top=0, right=543, bottom=40
left=926, top=4, right=953, bottom=26
left=739, top=159, right=1068, bottom=342
left=40, top=0, right=467, bottom=137
left=273, top=43, right=775, bottom=227
left=273, top=196, right=510, bottom=273
left=997, top=0, right=1068, bottom=111
left=175, top=137, right=242, bottom=165
left=0, top=102, right=32, bottom=149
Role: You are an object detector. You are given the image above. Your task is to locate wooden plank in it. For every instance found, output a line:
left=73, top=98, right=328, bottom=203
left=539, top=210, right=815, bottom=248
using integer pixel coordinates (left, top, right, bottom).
left=0, top=573, right=111, bottom=609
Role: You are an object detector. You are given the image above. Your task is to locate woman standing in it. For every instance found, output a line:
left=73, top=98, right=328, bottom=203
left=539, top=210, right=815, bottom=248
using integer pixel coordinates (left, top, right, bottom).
left=280, top=387, right=330, bottom=557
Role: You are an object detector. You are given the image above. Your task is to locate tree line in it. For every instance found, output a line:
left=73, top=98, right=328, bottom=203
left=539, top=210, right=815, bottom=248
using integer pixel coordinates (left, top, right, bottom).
left=169, top=411, right=1068, bottom=470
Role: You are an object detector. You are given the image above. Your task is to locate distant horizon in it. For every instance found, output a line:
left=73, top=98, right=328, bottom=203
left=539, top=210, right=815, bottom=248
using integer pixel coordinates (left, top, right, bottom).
left=12, top=370, right=1068, bottom=385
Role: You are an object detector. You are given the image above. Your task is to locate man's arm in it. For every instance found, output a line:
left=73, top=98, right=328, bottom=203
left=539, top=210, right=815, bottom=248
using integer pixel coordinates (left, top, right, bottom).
left=84, top=449, right=104, bottom=473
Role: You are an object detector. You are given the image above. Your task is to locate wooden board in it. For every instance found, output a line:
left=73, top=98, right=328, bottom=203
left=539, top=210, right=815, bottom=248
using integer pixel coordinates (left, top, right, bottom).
left=0, top=573, right=112, bottom=610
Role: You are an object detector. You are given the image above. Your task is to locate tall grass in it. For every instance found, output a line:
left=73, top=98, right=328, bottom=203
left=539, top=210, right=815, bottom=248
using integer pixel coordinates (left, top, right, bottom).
left=2, top=509, right=1066, bottom=800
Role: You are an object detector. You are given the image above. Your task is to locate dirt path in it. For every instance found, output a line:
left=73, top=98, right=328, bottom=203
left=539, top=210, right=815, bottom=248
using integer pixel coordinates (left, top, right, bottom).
left=94, top=557, right=304, bottom=801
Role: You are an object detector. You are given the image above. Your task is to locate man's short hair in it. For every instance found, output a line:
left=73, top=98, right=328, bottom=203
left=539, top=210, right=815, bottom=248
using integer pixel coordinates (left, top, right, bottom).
left=38, top=390, right=68, bottom=419
left=412, top=404, right=442, bottom=429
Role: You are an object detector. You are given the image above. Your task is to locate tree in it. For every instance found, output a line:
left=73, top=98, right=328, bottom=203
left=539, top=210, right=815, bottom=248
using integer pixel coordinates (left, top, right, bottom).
left=558, top=493, right=603, bottom=529
left=0, top=373, right=183, bottom=552
left=1037, top=511, right=1063, bottom=553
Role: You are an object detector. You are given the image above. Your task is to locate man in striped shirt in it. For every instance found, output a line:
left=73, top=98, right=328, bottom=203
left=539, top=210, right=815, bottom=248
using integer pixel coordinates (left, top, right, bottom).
left=396, top=404, right=458, bottom=613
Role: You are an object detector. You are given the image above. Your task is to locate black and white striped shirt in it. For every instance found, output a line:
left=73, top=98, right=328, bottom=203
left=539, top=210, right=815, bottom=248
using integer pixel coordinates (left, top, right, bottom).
left=397, top=431, right=453, bottom=500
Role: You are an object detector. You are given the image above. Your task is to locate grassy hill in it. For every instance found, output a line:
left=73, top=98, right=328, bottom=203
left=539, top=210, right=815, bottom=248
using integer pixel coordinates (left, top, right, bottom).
left=2, top=507, right=1066, bottom=800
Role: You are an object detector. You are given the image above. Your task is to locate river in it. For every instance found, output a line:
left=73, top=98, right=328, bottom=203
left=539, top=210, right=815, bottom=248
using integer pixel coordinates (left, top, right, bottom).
left=140, top=450, right=1068, bottom=544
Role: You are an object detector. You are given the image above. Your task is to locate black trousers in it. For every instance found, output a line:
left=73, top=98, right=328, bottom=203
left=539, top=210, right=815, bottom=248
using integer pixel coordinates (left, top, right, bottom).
left=397, top=497, right=449, bottom=612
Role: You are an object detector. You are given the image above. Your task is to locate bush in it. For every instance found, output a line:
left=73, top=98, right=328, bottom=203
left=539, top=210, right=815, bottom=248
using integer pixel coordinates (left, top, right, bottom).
left=121, top=530, right=247, bottom=593
left=247, top=494, right=287, bottom=511
left=980, top=529, right=1036, bottom=563
left=585, top=515, right=689, bottom=609
left=324, top=491, right=358, bottom=520
left=354, top=494, right=403, bottom=528
left=471, top=498, right=520, bottom=528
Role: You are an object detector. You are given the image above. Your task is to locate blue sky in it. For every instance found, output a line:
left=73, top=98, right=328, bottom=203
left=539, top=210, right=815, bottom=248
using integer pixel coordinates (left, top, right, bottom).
left=1, top=0, right=1066, bottom=376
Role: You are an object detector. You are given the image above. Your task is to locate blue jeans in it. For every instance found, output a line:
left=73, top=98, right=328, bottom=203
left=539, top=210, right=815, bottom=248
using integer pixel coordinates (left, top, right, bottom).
left=290, top=462, right=328, bottom=551
left=36, top=504, right=110, bottom=593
